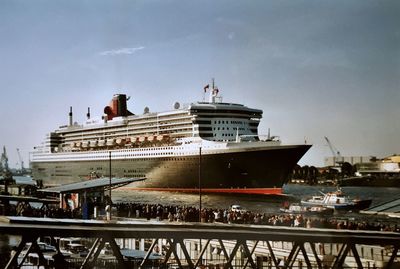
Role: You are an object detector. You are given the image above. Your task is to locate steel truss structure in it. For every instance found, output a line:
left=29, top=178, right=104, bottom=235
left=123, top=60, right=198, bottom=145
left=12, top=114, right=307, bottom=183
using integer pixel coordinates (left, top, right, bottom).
left=1, top=217, right=399, bottom=269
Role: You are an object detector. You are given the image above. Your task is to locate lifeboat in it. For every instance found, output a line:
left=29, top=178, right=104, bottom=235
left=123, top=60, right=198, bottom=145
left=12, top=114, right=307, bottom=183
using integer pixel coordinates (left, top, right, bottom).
left=157, top=135, right=168, bottom=141
left=76, top=142, right=82, bottom=148
left=106, top=139, right=116, bottom=146
left=138, top=136, right=147, bottom=142
left=132, top=137, right=140, bottom=144
left=89, top=141, right=98, bottom=148
left=70, top=142, right=76, bottom=148
left=116, top=138, right=126, bottom=146
left=98, top=140, right=106, bottom=147
left=124, top=137, right=132, bottom=147
left=148, top=136, right=157, bottom=142
left=82, top=141, right=89, bottom=148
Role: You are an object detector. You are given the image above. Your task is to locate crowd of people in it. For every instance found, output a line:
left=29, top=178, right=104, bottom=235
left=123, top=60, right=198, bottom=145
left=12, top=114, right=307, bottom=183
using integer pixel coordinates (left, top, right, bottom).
left=1, top=202, right=81, bottom=219
left=114, top=202, right=400, bottom=233
left=1, top=200, right=399, bottom=233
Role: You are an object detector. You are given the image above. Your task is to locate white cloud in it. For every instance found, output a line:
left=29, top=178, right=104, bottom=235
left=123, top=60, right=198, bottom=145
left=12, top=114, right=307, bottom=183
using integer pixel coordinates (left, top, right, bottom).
left=99, top=46, right=145, bottom=56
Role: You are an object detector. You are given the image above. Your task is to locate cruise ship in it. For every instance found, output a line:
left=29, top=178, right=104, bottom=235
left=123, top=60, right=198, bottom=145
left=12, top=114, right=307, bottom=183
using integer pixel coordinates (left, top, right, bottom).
left=31, top=84, right=311, bottom=194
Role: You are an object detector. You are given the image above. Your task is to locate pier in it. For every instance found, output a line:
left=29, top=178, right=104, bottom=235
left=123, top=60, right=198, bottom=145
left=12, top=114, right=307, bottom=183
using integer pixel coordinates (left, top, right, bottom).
left=1, top=216, right=399, bottom=268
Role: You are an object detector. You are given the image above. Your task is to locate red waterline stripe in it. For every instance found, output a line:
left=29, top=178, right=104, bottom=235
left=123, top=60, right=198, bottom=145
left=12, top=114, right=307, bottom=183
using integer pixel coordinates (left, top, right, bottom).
left=117, top=187, right=283, bottom=195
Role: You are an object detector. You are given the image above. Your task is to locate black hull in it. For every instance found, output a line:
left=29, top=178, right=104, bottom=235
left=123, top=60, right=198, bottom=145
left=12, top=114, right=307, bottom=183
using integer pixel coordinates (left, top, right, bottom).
left=331, top=199, right=372, bottom=211
left=32, top=145, right=311, bottom=194
left=353, top=199, right=373, bottom=211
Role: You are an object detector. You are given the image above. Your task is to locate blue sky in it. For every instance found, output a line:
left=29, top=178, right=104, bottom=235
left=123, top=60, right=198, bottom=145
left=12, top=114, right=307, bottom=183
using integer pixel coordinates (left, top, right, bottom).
left=0, top=0, right=399, bottom=168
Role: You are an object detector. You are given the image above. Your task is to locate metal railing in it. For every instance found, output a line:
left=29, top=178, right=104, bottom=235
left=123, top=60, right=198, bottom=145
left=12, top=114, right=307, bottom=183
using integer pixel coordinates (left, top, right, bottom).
left=0, top=217, right=398, bottom=269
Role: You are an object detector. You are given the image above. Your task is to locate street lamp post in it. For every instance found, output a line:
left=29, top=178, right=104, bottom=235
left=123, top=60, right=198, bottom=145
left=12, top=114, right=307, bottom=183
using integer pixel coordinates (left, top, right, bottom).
left=198, top=146, right=202, bottom=264
left=108, top=151, right=112, bottom=220
left=198, top=146, right=202, bottom=222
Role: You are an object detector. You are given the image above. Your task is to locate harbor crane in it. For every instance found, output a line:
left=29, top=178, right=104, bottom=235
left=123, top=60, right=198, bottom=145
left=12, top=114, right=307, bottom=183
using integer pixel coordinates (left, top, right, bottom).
left=1, top=146, right=9, bottom=172
left=16, top=148, right=25, bottom=173
left=324, top=136, right=343, bottom=166
left=324, top=136, right=341, bottom=158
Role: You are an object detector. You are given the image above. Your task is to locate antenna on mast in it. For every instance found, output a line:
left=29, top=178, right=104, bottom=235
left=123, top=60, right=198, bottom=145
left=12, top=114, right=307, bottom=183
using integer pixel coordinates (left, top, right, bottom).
left=209, top=78, right=219, bottom=103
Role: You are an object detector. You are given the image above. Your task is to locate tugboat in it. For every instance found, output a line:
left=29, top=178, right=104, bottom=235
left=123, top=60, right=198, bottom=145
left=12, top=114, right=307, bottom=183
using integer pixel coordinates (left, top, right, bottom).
left=301, top=189, right=372, bottom=211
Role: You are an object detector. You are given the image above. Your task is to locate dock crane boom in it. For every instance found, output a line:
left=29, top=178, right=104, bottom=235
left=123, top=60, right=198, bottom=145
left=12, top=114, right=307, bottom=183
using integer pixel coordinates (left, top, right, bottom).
left=16, top=148, right=25, bottom=173
left=324, top=136, right=341, bottom=158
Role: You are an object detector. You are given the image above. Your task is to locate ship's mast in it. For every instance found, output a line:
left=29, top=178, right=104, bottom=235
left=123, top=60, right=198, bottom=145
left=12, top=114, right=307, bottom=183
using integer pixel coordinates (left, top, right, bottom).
left=210, top=78, right=215, bottom=103
left=208, top=78, right=219, bottom=103
left=203, top=78, right=221, bottom=103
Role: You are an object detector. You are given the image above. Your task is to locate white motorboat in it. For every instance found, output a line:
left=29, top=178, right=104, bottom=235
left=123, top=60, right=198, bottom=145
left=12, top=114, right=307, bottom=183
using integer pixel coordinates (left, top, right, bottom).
left=301, top=189, right=372, bottom=210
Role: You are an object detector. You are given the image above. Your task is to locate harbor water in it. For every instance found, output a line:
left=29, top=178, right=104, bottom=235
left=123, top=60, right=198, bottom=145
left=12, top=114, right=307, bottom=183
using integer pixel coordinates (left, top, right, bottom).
left=1, top=178, right=399, bottom=268
left=10, top=176, right=400, bottom=217
left=113, top=184, right=398, bottom=215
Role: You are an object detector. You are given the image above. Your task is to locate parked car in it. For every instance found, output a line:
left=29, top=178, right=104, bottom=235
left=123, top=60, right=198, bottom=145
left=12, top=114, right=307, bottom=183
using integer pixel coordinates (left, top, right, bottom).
left=230, top=204, right=245, bottom=213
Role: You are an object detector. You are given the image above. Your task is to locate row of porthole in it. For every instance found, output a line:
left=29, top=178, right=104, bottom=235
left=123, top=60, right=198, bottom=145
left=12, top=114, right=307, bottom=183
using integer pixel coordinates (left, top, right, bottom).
left=213, top=127, right=247, bottom=131
left=214, top=120, right=245, bottom=125
left=46, top=157, right=199, bottom=163
left=46, top=157, right=198, bottom=161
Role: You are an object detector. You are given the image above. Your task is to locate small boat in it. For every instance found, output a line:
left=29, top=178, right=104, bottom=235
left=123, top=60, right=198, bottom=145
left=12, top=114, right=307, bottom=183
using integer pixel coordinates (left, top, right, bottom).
left=301, top=189, right=372, bottom=211
left=280, top=203, right=334, bottom=215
